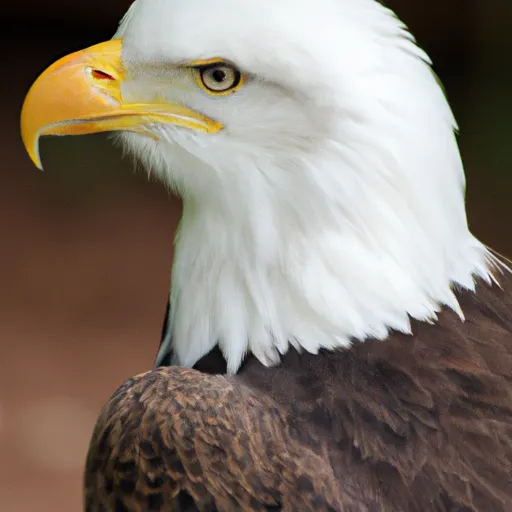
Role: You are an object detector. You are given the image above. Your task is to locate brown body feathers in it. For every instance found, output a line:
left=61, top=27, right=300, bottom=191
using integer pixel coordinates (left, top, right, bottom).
left=85, top=274, right=512, bottom=511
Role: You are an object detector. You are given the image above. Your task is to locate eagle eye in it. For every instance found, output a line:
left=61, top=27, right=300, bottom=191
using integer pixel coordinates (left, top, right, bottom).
left=195, top=62, right=244, bottom=95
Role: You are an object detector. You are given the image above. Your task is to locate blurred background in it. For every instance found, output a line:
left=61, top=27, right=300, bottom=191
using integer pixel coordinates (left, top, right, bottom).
left=1, top=1, right=511, bottom=510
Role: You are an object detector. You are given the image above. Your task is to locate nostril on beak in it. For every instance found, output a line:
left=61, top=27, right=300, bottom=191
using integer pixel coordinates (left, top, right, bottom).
left=90, top=69, right=115, bottom=81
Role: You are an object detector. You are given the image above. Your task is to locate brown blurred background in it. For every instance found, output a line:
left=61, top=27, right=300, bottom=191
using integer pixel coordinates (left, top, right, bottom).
left=1, top=1, right=511, bottom=511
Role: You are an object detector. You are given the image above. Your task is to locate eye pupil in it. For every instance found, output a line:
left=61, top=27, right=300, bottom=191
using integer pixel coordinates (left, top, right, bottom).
left=212, top=69, right=226, bottom=82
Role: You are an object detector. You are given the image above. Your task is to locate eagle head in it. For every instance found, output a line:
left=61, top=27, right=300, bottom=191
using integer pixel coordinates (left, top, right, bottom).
left=20, top=0, right=497, bottom=373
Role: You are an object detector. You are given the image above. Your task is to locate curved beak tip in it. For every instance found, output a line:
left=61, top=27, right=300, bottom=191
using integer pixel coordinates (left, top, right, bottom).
left=32, top=150, right=43, bottom=171
left=20, top=114, right=43, bottom=170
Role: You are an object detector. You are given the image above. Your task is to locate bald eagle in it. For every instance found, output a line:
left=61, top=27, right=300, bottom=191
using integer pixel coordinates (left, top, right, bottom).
left=21, top=0, right=512, bottom=510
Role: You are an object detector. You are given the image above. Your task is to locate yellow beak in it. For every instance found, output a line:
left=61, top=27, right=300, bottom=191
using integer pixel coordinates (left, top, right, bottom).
left=20, top=39, right=223, bottom=169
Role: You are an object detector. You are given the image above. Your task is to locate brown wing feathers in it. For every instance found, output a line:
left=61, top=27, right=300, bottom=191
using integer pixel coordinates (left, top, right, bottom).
left=85, top=276, right=512, bottom=511
left=85, top=368, right=342, bottom=511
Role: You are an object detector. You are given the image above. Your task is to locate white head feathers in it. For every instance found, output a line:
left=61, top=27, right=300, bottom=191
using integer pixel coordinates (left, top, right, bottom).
left=115, top=0, right=497, bottom=373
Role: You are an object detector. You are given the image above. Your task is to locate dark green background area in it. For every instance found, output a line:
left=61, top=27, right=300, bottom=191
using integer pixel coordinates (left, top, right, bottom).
left=0, top=2, right=510, bottom=511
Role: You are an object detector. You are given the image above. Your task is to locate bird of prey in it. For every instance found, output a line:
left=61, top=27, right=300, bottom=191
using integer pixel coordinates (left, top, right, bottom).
left=20, top=0, right=512, bottom=510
